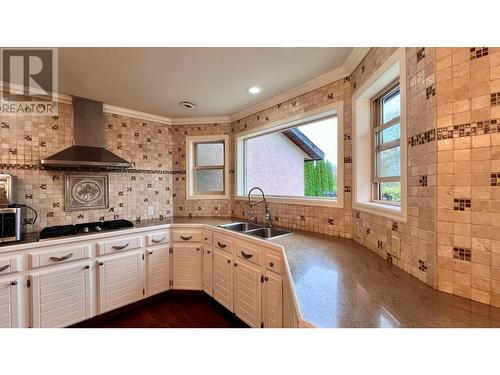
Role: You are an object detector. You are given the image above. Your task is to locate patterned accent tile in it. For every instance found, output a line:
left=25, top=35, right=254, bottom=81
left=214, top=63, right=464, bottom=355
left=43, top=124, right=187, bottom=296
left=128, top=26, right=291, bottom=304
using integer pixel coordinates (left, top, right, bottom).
left=454, top=198, right=471, bottom=211
left=470, top=47, right=488, bottom=60
left=453, top=247, right=472, bottom=262
left=408, top=129, right=436, bottom=147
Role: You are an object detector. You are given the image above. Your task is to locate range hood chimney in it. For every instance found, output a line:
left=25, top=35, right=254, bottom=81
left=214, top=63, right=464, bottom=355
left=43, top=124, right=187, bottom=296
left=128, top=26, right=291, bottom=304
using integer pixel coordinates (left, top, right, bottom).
left=41, top=96, right=132, bottom=168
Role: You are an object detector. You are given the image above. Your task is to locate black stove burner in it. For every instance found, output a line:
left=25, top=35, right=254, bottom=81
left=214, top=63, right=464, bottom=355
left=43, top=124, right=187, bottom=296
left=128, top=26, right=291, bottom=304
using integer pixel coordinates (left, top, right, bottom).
left=39, top=219, right=134, bottom=240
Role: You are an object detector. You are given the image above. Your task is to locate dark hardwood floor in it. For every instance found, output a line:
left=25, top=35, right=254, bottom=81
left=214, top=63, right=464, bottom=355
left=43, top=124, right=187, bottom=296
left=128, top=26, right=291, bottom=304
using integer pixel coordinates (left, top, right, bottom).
left=71, top=291, right=248, bottom=328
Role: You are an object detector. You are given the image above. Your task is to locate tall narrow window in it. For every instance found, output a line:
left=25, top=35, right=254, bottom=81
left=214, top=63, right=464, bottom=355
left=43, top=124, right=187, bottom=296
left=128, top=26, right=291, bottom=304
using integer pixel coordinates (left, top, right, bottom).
left=372, top=82, right=400, bottom=204
left=186, top=135, right=229, bottom=199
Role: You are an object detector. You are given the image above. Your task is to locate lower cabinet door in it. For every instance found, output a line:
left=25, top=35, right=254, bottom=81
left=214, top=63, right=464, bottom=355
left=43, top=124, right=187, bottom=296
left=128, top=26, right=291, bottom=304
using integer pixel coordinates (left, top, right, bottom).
left=212, top=248, right=233, bottom=311
left=202, top=246, right=213, bottom=296
left=234, top=260, right=262, bottom=328
left=0, top=274, right=21, bottom=328
left=263, top=272, right=283, bottom=328
left=30, top=262, right=92, bottom=328
left=97, top=250, right=144, bottom=315
left=146, top=245, right=170, bottom=296
left=172, top=244, right=202, bottom=290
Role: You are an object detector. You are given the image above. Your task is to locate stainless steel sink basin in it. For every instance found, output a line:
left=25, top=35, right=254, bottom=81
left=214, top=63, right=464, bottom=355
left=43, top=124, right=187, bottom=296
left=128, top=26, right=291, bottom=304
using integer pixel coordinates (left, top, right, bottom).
left=218, top=222, right=263, bottom=232
left=218, top=222, right=291, bottom=239
left=245, top=227, right=291, bottom=239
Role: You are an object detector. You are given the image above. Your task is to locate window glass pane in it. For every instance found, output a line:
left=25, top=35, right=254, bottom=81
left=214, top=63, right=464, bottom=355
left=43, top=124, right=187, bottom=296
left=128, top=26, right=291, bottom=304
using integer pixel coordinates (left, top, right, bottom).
left=245, top=116, right=338, bottom=198
left=196, top=143, right=224, bottom=166
left=379, top=146, right=400, bottom=177
left=382, top=90, right=400, bottom=123
left=379, top=123, right=400, bottom=144
left=380, top=182, right=401, bottom=202
left=196, top=169, right=224, bottom=193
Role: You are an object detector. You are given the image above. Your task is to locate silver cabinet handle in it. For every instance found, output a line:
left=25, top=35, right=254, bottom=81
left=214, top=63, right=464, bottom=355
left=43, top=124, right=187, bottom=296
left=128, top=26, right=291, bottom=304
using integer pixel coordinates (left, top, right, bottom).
left=218, top=241, right=227, bottom=249
left=112, top=243, right=129, bottom=250
left=241, top=251, right=252, bottom=259
left=152, top=237, right=166, bottom=243
left=50, top=253, right=73, bottom=262
left=0, top=264, right=10, bottom=272
left=180, top=235, right=192, bottom=241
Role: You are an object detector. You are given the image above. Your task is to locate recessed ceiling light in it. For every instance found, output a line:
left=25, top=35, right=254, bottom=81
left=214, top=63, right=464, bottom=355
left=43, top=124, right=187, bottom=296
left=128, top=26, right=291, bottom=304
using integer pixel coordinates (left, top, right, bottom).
left=179, top=101, right=197, bottom=110
left=248, top=86, right=262, bottom=94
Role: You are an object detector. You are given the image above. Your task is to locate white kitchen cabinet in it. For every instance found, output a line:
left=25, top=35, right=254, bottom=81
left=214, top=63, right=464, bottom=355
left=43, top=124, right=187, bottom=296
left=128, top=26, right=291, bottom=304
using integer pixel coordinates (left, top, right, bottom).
left=145, top=245, right=170, bottom=297
left=212, top=247, right=233, bottom=311
left=172, top=243, right=202, bottom=290
left=262, top=271, right=283, bottom=328
left=234, top=260, right=262, bottom=328
left=202, top=245, right=213, bottom=296
left=0, top=274, right=21, bottom=328
left=29, top=261, right=92, bottom=328
left=96, top=250, right=144, bottom=314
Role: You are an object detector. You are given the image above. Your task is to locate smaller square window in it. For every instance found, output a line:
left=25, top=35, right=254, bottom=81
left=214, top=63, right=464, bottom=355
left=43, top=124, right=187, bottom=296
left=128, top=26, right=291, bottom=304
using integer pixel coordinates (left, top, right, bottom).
left=187, top=135, right=229, bottom=199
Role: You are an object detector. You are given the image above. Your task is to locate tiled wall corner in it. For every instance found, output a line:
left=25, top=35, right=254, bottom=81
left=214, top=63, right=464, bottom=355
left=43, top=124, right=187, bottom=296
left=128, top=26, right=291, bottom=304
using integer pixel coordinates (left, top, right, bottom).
left=350, top=47, right=438, bottom=288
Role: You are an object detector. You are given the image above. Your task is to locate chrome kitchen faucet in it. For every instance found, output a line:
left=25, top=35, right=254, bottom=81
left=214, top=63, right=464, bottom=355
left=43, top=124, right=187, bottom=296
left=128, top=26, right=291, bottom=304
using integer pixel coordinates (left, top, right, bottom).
left=247, top=187, right=272, bottom=228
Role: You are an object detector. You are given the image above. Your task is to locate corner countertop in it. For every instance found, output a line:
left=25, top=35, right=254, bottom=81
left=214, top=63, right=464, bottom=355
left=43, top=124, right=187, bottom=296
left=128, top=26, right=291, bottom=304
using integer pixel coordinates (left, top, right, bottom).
left=3, top=216, right=500, bottom=328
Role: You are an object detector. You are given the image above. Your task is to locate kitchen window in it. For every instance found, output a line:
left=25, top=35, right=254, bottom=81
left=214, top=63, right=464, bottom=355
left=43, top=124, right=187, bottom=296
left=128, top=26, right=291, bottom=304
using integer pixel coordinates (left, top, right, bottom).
left=186, top=135, right=229, bottom=199
left=372, top=82, right=401, bottom=205
left=352, top=47, right=406, bottom=222
left=236, top=102, right=344, bottom=207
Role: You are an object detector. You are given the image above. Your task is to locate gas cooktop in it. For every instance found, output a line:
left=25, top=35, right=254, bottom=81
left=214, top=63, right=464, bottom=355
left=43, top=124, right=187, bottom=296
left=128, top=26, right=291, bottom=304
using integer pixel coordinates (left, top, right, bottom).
left=39, top=219, right=134, bottom=240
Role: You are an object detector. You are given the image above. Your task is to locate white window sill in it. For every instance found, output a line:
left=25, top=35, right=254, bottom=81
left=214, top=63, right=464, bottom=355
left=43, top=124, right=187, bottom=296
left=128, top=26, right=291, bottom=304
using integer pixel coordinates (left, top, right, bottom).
left=353, top=201, right=406, bottom=222
left=235, top=195, right=343, bottom=208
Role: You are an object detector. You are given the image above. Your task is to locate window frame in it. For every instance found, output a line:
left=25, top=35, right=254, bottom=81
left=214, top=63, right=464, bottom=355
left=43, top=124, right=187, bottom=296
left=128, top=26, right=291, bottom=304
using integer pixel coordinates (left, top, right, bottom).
left=371, top=80, right=401, bottom=206
left=235, top=101, right=344, bottom=208
left=186, top=135, right=230, bottom=200
left=352, top=47, right=407, bottom=222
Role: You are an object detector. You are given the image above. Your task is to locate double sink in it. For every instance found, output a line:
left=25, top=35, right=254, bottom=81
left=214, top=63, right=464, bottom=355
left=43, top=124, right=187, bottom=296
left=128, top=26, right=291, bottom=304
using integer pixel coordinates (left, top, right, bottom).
left=218, top=222, right=291, bottom=239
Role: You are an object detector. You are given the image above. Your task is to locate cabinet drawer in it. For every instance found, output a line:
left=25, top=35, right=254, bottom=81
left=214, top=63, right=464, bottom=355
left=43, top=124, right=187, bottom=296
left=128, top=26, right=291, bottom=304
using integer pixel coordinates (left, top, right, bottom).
left=0, top=254, right=21, bottom=275
left=203, top=230, right=213, bottom=245
left=236, top=241, right=261, bottom=266
left=29, top=244, right=91, bottom=269
left=213, top=233, right=233, bottom=253
left=97, top=235, right=143, bottom=256
left=264, top=252, right=282, bottom=274
left=172, top=229, right=202, bottom=243
left=146, top=231, right=170, bottom=246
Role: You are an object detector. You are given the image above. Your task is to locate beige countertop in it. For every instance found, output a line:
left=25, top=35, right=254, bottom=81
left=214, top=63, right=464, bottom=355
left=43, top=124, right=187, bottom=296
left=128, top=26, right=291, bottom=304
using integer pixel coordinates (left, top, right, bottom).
left=4, top=216, right=500, bottom=327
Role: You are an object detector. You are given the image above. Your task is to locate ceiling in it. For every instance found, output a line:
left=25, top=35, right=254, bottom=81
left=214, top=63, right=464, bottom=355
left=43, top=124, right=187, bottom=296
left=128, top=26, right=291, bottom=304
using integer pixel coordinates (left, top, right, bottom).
left=58, top=48, right=355, bottom=119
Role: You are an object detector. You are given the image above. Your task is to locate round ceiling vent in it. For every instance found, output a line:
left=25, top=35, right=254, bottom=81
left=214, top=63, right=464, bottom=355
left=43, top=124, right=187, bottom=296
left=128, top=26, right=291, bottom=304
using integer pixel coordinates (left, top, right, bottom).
left=179, top=101, right=197, bottom=110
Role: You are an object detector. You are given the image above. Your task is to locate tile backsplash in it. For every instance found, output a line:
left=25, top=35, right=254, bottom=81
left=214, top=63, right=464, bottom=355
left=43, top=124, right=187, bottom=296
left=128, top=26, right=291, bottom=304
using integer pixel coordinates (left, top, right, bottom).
left=0, top=102, right=175, bottom=232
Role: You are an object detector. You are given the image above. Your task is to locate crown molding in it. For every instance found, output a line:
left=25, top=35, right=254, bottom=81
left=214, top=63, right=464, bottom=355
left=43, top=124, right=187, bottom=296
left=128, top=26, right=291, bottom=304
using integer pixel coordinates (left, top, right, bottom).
left=343, top=47, right=371, bottom=73
left=0, top=81, right=72, bottom=105
left=171, top=116, right=231, bottom=125
left=102, top=104, right=173, bottom=125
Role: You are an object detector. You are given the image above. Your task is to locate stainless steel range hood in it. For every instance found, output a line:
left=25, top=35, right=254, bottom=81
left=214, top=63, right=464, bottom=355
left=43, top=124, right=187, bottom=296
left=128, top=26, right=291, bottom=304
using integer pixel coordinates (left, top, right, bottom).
left=40, top=96, right=132, bottom=168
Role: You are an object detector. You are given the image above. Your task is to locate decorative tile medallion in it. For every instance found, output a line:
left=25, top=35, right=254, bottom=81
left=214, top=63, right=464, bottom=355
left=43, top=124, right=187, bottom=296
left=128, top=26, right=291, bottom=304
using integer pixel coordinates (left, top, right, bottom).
left=65, top=174, right=109, bottom=211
